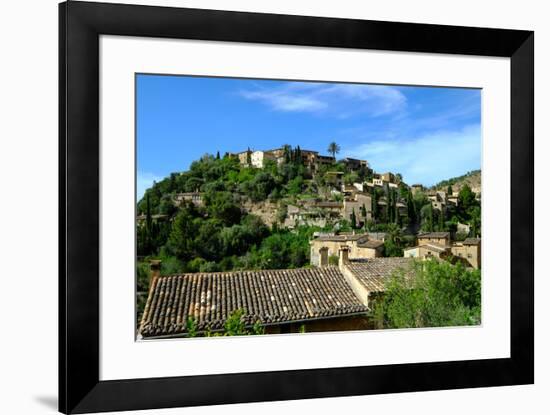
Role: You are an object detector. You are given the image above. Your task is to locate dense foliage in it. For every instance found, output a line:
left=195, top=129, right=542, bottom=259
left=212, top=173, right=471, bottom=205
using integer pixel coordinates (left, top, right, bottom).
left=432, top=169, right=481, bottom=190
left=371, top=259, right=481, bottom=329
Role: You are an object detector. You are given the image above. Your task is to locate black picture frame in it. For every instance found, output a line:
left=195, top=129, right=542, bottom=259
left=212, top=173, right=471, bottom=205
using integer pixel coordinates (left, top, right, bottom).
left=59, top=1, right=534, bottom=413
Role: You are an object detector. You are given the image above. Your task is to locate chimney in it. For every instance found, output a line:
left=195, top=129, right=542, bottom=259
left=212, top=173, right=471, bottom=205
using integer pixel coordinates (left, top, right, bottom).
left=338, top=245, right=350, bottom=268
left=319, top=247, right=329, bottom=267
left=149, top=259, right=162, bottom=282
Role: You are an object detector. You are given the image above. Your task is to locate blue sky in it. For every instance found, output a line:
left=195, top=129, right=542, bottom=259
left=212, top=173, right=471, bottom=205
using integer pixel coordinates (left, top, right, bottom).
left=137, top=74, right=481, bottom=198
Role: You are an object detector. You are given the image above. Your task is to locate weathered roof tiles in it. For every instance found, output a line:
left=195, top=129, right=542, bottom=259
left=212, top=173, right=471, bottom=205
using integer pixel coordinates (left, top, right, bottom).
left=139, top=266, right=368, bottom=338
left=345, top=258, right=414, bottom=292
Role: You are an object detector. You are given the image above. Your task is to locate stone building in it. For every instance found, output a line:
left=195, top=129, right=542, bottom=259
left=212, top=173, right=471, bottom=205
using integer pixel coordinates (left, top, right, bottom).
left=341, top=157, right=369, bottom=171
left=138, top=251, right=413, bottom=339
left=404, top=233, right=481, bottom=269
left=236, top=147, right=336, bottom=170
left=343, top=193, right=372, bottom=226
left=404, top=243, right=452, bottom=262
left=427, top=191, right=448, bottom=211
left=309, top=233, right=383, bottom=267
left=173, top=192, right=203, bottom=207
left=380, top=172, right=395, bottom=183
left=450, top=238, right=481, bottom=269
left=417, top=232, right=451, bottom=247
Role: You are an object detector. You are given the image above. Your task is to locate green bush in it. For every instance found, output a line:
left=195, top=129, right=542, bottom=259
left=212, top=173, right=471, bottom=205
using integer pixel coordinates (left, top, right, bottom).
left=371, top=259, right=481, bottom=329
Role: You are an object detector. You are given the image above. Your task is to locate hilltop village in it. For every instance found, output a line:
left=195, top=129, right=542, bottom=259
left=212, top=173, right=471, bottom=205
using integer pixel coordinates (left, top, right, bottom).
left=137, top=144, right=482, bottom=338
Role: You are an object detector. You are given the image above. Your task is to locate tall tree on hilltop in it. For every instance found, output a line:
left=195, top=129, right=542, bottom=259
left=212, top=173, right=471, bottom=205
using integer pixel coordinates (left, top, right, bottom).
left=292, top=145, right=303, bottom=167
left=327, top=141, right=340, bottom=159
left=282, top=144, right=292, bottom=163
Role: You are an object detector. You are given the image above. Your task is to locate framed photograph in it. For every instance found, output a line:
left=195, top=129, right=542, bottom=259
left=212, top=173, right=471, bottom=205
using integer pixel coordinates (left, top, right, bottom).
left=59, top=1, right=533, bottom=413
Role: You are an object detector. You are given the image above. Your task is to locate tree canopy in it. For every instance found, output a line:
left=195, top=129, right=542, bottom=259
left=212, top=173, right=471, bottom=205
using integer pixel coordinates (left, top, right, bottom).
left=372, top=259, right=481, bottom=329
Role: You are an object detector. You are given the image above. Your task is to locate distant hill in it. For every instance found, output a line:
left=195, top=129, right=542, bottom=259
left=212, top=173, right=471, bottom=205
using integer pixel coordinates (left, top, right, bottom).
left=432, top=170, right=481, bottom=195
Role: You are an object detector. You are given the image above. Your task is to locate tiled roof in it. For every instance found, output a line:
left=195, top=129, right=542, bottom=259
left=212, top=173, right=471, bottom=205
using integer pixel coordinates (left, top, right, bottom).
left=423, top=243, right=449, bottom=252
left=463, top=238, right=481, bottom=245
left=418, top=232, right=450, bottom=239
left=357, top=240, right=384, bottom=249
left=313, top=234, right=367, bottom=242
left=139, top=267, right=368, bottom=338
left=345, top=258, right=414, bottom=292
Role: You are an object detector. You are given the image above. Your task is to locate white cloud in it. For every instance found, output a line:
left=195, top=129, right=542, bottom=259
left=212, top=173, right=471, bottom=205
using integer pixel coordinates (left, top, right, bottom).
left=137, top=171, right=162, bottom=201
left=343, top=124, right=481, bottom=186
left=239, top=82, right=406, bottom=118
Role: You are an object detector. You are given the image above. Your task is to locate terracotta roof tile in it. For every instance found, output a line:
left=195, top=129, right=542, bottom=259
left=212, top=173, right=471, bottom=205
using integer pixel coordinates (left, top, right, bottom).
left=418, top=232, right=450, bottom=239
left=139, top=266, right=368, bottom=338
left=345, top=258, right=414, bottom=292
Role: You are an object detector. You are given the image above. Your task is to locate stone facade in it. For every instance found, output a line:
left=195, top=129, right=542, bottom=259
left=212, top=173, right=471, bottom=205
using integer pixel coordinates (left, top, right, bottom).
left=310, top=233, right=383, bottom=267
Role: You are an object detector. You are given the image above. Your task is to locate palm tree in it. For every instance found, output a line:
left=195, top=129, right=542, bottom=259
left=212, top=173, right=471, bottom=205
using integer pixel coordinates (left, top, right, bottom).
left=327, top=141, right=340, bottom=159
left=386, top=223, right=401, bottom=245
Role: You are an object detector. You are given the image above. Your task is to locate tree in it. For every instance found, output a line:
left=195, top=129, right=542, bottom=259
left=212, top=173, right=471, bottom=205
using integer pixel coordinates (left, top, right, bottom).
left=420, top=203, right=434, bottom=232
left=372, top=260, right=481, bottom=329
left=468, top=206, right=481, bottom=237
left=204, top=191, right=242, bottom=225
left=145, top=192, right=152, bottom=253
left=447, top=184, right=453, bottom=196
left=458, top=184, right=476, bottom=211
left=438, top=207, right=445, bottom=231
left=282, top=144, right=292, bottom=163
left=406, top=189, right=417, bottom=225
left=167, top=208, right=198, bottom=261
left=350, top=208, right=357, bottom=229
left=327, top=141, right=341, bottom=159
left=372, top=189, right=380, bottom=221
left=216, top=151, right=220, bottom=160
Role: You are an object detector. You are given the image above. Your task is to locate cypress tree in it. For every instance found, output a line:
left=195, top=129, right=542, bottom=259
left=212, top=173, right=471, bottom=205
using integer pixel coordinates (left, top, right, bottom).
left=350, top=208, right=357, bottom=229
left=145, top=192, right=152, bottom=254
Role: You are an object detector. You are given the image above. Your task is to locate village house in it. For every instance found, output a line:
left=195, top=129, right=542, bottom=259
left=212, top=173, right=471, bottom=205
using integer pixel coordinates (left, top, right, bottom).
left=310, top=153, right=336, bottom=171
left=404, top=232, right=481, bottom=269
left=343, top=193, right=372, bottom=226
left=380, top=172, right=395, bottom=183
left=447, top=195, right=459, bottom=206
left=138, top=249, right=413, bottom=339
left=341, top=157, right=369, bottom=171
left=173, top=192, right=203, bottom=207
left=325, top=171, right=344, bottom=187
left=418, top=231, right=451, bottom=247
left=428, top=191, right=448, bottom=211
left=236, top=147, right=337, bottom=171
left=450, top=238, right=481, bottom=269
left=403, top=243, right=452, bottom=262
left=372, top=177, right=384, bottom=187
left=352, top=182, right=365, bottom=192
left=309, top=233, right=383, bottom=267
